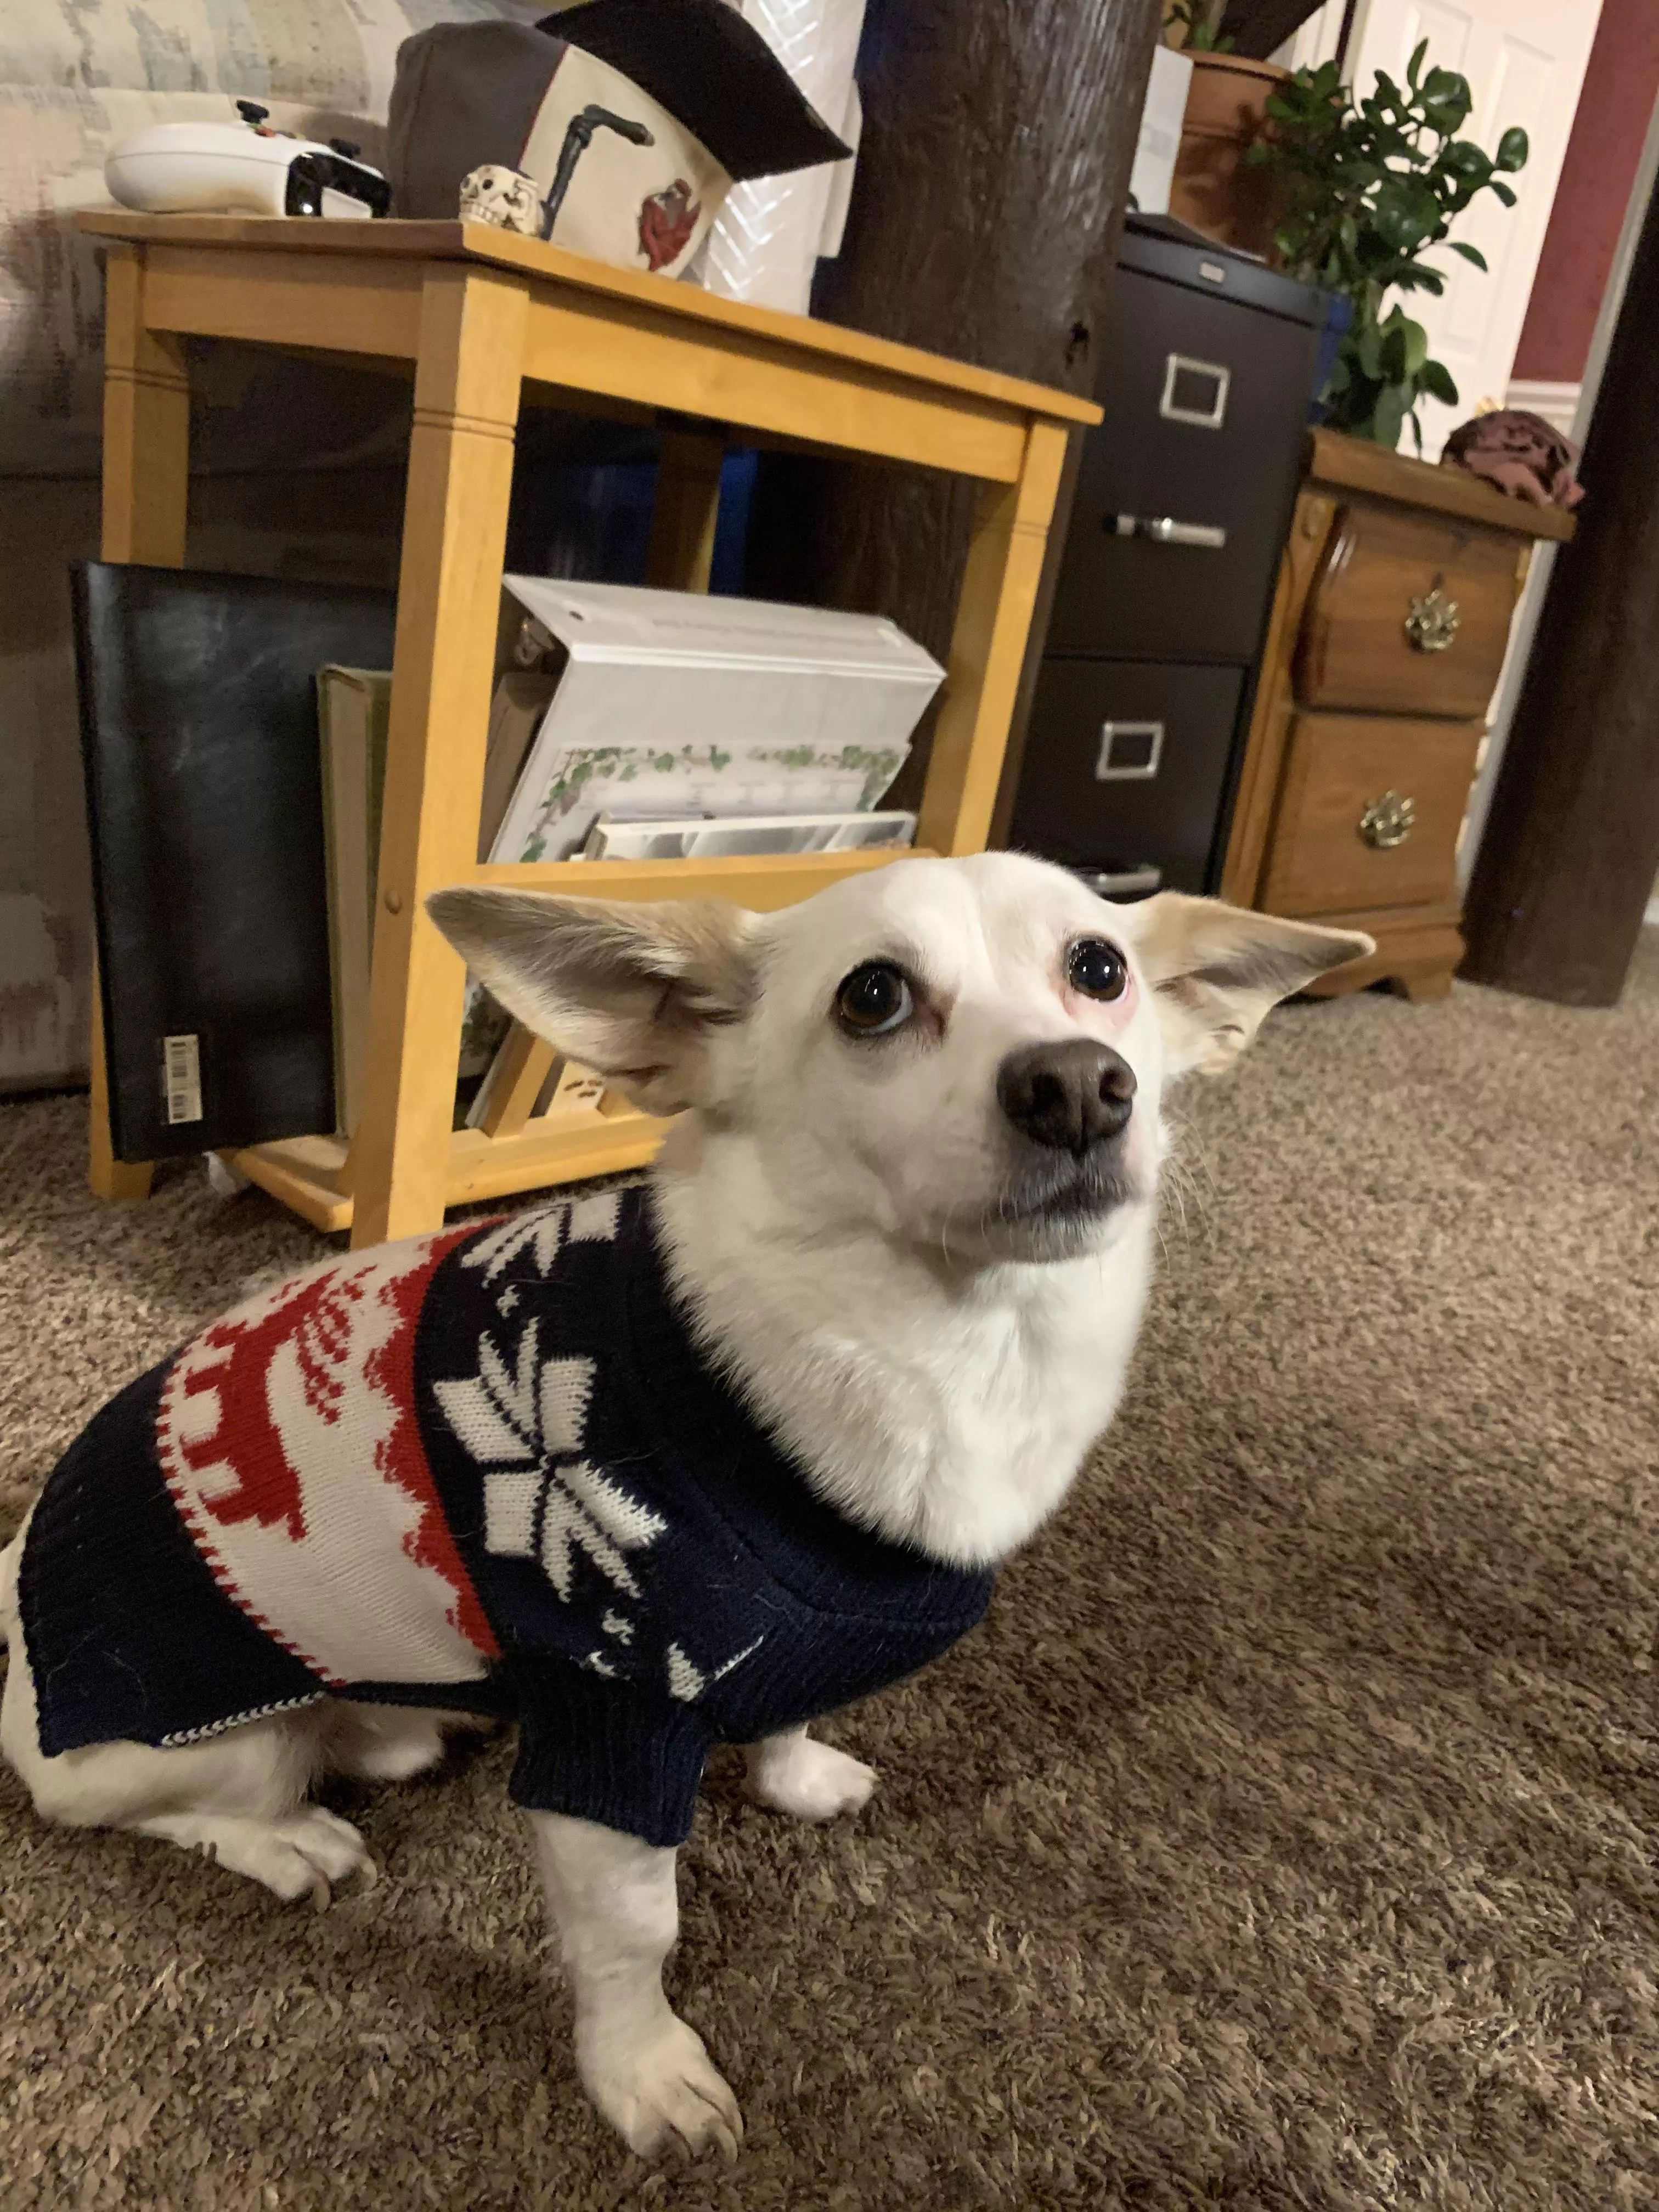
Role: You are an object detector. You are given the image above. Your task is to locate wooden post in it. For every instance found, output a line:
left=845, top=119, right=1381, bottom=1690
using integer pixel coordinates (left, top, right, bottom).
left=646, top=428, right=725, bottom=591
left=918, top=422, right=1070, bottom=854
left=748, top=0, right=1162, bottom=785
left=1461, top=173, right=1659, bottom=1005
left=88, top=243, right=191, bottom=1201
left=348, top=267, right=528, bottom=1248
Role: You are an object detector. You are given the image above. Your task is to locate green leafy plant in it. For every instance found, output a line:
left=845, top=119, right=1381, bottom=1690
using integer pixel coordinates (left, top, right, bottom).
left=1246, top=42, right=1527, bottom=448
left=1164, top=2, right=1233, bottom=55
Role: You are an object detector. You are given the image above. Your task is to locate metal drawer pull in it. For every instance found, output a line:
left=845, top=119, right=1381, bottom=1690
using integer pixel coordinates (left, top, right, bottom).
left=1110, top=514, right=1228, bottom=549
left=1358, top=790, right=1415, bottom=849
left=1404, top=584, right=1459, bottom=652
left=1096, top=720, right=1164, bottom=781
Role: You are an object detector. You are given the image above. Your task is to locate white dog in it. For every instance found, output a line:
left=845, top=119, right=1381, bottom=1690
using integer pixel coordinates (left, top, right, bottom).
left=1, top=855, right=1367, bottom=2159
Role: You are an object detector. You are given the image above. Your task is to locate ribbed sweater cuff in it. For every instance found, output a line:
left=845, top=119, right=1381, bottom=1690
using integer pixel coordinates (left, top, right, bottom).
left=507, top=1665, right=715, bottom=1847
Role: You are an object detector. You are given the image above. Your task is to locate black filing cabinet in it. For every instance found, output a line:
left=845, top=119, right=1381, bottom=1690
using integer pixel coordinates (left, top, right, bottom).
left=1007, top=216, right=1326, bottom=894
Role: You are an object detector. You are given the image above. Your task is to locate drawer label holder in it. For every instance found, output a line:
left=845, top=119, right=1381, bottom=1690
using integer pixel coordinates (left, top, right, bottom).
left=1096, top=721, right=1164, bottom=782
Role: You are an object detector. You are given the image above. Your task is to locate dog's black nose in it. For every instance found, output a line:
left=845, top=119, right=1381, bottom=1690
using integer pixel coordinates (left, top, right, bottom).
left=996, top=1040, right=1136, bottom=1155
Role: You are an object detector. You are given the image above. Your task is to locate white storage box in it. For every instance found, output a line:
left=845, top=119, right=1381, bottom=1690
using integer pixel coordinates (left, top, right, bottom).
left=1129, top=45, right=1193, bottom=218
left=490, top=578, right=944, bottom=865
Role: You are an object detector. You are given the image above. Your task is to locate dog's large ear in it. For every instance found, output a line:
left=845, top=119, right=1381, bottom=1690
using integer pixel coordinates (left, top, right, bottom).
left=426, top=888, right=762, bottom=1114
left=1129, top=894, right=1374, bottom=1077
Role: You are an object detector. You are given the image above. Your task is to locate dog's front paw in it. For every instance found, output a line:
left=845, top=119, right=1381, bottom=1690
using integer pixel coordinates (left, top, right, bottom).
left=744, top=1732, right=878, bottom=1823
left=146, top=1806, right=377, bottom=1909
left=581, top=2015, right=743, bottom=2162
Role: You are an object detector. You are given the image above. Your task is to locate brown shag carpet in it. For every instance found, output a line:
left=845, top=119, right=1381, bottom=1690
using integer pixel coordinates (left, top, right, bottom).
left=4, top=943, right=1659, bottom=2210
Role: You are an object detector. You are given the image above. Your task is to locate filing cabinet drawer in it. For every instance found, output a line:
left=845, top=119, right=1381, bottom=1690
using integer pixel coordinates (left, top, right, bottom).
left=1007, top=657, right=1245, bottom=894
left=1047, top=265, right=1319, bottom=665
left=1262, top=712, right=1482, bottom=916
left=1295, top=499, right=1522, bottom=719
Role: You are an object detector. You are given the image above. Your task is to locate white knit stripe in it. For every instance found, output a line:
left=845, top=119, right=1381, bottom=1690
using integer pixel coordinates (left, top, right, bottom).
left=538, top=1355, right=595, bottom=1456
left=540, top=1483, right=643, bottom=1602
left=601, top=1609, right=634, bottom=1643
left=431, top=1362, right=535, bottom=1469
left=665, top=1643, right=705, bottom=1702
left=711, top=1634, right=765, bottom=1683
left=560, top=1457, right=668, bottom=1553
left=483, top=1469, right=542, bottom=1558
left=160, top=1692, right=327, bottom=1746
left=568, top=1190, right=622, bottom=1244
left=461, top=1201, right=569, bottom=1286
left=534, top=1209, right=569, bottom=1273
left=490, top=1325, right=543, bottom=1441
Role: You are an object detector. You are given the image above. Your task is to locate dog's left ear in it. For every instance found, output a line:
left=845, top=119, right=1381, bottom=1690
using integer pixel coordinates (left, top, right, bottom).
left=426, top=887, right=762, bottom=1114
left=1128, top=894, right=1374, bottom=1077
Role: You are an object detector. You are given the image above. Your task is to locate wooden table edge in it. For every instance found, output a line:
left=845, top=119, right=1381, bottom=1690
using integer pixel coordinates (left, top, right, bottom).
left=75, top=211, right=1102, bottom=428
left=1305, top=425, right=1577, bottom=543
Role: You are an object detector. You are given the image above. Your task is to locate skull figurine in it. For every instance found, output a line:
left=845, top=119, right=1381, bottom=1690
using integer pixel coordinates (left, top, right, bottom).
left=458, top=165, right=546, bottom=238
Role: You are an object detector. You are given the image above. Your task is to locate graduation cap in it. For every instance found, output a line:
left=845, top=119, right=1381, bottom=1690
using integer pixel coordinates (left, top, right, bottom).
left=387, top=0, right=852, bottom=280
left=548, top=2, right=850, bottom=180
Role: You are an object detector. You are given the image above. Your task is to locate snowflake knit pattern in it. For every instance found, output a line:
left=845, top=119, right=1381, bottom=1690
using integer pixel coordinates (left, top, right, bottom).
left=20, top=1188, right=994, bottom=1844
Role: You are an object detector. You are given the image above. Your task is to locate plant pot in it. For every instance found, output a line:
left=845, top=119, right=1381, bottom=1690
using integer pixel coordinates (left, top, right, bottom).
left=1167, top=50, right=1288, bottom=259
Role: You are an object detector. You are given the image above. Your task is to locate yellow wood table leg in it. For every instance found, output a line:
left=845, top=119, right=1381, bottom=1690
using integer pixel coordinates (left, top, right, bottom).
left=88, top=242, right=190, bottom=1202
left=646, top=427, right=725, bottom=591
left=477, top=1023, right=557, bottom=1140
left=917, top=418, right=1069, bottom=857
left=348, top=266, right=529, bottom=1250
left=101, top=244, right=190, bottom=565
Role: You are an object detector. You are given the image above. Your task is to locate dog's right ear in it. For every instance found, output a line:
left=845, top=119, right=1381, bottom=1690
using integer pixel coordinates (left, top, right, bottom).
left=1128, top=894, right=1373, bottom=1077
left=426, top=888, right=762, bottom=1115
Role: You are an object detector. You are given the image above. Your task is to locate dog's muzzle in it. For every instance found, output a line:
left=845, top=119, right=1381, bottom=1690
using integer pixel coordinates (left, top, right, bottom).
left=996, top=1040, right=1135, bottom=1156
left=988, top=1040, right=1139, bottom=1237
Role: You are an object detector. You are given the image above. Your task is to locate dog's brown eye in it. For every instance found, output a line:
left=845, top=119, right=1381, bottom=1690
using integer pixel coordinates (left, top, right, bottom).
left=1067, top=936, right=1128, bottom=1002
left=835, top=961, right=913, bottom=1036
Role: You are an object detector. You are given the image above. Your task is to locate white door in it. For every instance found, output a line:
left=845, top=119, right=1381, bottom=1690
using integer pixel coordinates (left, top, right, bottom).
left=1341, top=0, right=1603, bottom=456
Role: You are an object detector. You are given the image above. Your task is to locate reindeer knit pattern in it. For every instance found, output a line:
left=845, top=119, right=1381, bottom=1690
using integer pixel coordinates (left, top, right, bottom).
left=19, top=1189, right=994, bottom=1844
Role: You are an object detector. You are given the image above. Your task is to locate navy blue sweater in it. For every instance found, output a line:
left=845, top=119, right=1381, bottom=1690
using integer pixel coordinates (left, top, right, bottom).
left=20, top=1188, right=993, bottom=1844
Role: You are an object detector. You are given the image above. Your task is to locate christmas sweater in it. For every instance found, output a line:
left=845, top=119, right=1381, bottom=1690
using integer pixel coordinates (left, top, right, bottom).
left=20, top=1187, right=993, bottom=1845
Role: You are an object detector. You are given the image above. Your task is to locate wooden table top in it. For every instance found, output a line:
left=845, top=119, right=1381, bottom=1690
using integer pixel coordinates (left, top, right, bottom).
left=77, top=212, right=1102, bottom=430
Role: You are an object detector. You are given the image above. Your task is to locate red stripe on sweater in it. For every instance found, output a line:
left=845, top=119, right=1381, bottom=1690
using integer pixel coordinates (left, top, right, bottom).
left=158, top=1226, right=501, bottom=1672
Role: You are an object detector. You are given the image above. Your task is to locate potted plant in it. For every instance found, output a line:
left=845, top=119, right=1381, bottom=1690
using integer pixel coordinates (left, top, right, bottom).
left=1246, top=43, right=1528, bottom=448
left=1164, top=3, right=1290, bottom=258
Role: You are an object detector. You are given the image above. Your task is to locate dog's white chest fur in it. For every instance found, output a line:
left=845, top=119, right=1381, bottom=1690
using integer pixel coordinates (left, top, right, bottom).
left=656, top=1161, right=1156, bottom=1567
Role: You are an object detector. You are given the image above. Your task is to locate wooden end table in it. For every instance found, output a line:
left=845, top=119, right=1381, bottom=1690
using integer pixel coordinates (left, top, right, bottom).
left=1219, top=426, right=1574, bottom=1000
left=76, top=213, right=1098, bottom=1249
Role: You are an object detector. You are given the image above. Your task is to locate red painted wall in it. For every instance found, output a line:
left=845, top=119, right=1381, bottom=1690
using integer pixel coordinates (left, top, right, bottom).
left=1511, top=0, right=1659, bottom=385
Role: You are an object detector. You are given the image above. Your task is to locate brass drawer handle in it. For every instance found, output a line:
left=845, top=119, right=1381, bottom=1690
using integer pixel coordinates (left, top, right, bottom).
left=1404, top=585, right=1459, bottom=652
left=1358, top=790, right=1415, bottom=849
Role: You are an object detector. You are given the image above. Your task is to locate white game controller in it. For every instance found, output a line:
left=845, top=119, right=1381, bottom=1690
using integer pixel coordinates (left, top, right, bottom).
left=105, top=101, right=391, bottom=221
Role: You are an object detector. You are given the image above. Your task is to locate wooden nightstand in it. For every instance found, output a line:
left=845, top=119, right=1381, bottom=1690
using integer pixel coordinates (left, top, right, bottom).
left=1220, top=427, right=1575, bottom=1000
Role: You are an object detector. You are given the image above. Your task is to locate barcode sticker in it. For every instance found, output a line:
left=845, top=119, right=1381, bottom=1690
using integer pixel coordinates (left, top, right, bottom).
left=162, top=1034, right=203, bottom=1125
